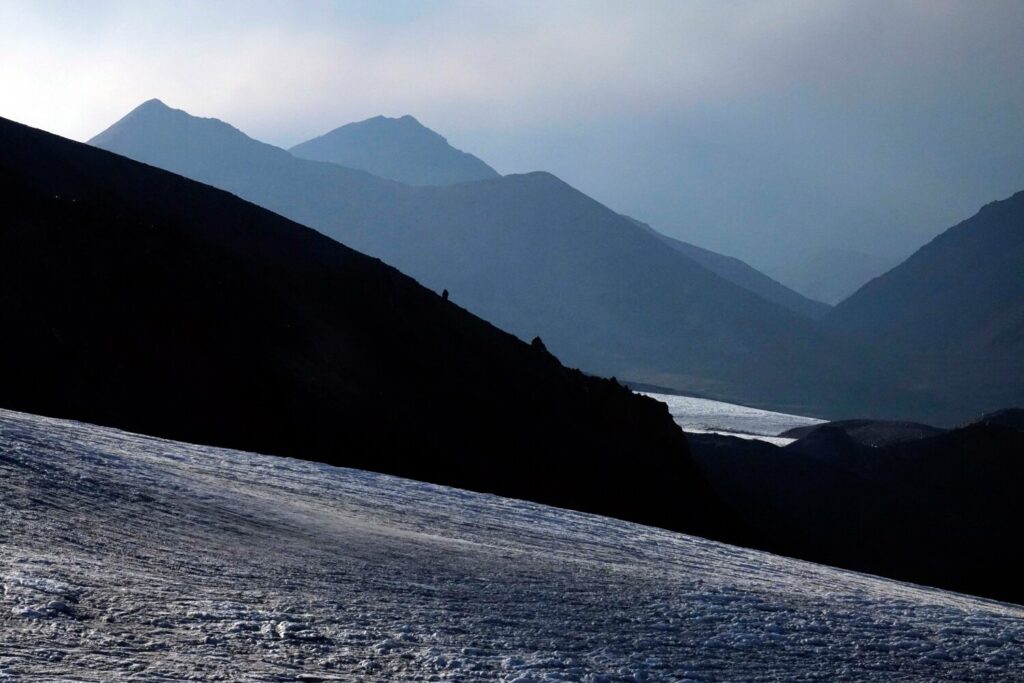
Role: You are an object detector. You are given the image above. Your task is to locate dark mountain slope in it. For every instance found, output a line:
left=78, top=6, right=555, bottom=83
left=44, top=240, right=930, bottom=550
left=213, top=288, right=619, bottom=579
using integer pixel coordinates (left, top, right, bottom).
left=91, top=100, right=880, bottom=417
left=0, top=113, right=744, bottom=540
left=689, top=418, right=1024, bottom=604
left=629, top=217, right=831, bottom=319
left=291, top=117, right=831, bottom=320
left=964, top=408, right=1024, bottom=431
left=826, top=191, right=1024, bottom=423
left=290, top=117, right=829, bottom=320
left=779, top=419, right=944, bottom=446
left=290, top=114, right=499, bottom=186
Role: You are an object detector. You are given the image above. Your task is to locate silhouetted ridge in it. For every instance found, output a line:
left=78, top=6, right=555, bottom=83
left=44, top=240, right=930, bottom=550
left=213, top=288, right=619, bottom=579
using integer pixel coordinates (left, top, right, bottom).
left=784, top=423, right=867, bottom=457
left=826, top=190, right=1024, bottom=424
left=688, top=419, right=1024, bottom=604
left=780, top=419, right=945, bottom=447
left=290, top=114, right=499, bottom=186
left=90, top=98, right=305, bottom=175
left=627, top=216, right=831, bottom=320
left=92, top=100, right=887, bottom=419
left=962, top=408, right=1024, bottom=432
left=1, top=113, right=745, bottom=542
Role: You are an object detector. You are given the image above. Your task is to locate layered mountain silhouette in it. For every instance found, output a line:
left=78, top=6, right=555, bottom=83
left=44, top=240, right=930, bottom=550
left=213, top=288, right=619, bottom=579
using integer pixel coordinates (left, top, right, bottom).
left=689, top=416, right=1024, bottom=605
left=826, top=191, right=1024, bottom=423
left=8, top=109, right=1022, bottom=606
left=291, top=115, right=829, bottom=320
left=628, top=217, right=830, bottom=319
left=290, top=114, right=499, bottom=186
left=91, top=100, right=880, bottom=417
left=0, top=113, right=743, bottom=540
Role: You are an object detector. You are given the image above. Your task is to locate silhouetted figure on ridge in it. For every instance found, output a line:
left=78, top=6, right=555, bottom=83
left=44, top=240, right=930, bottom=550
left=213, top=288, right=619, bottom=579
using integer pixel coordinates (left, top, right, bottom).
left=442, top=289, right=449, bottom=301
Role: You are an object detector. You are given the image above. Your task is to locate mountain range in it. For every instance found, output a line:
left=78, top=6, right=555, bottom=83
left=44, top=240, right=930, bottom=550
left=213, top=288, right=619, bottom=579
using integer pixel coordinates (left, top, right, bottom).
left=0, top=112, right=740, bottom=540
left=4, top=107, right=1023, bottom=605
left=91, top=99, right=880, bottom=418
left=288, top=113, right=833, bottom=320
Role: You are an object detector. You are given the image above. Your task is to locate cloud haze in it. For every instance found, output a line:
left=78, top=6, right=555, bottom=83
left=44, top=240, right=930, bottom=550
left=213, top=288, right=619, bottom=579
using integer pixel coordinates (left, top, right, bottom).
left=2, top=0, right=1022, bottom=266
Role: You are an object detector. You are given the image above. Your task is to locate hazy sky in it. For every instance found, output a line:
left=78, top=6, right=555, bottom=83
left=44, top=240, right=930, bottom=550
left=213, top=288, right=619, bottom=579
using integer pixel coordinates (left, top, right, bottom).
left=2, top=0, right=1022, bottom=268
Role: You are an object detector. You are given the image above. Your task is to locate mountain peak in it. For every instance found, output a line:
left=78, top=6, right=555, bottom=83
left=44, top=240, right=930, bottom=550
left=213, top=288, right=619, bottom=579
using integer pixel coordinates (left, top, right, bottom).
left=119, top=98, right=183, bottom=124
left=90, top=99, right=190, bottom=140
left=290, top=115, right=499, bottom=186
left=91, top=99, right=249, bottom=140
left=89, top=100, right=292, bottom=174
left=137, top=97, right=170, bottom=111
left=365, top=114, right=421, bottom=126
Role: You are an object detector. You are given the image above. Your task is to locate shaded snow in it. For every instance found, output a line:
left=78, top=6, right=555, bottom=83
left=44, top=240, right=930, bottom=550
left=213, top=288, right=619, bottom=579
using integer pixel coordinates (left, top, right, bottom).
left=642, top=392, right=824, bottom=445
left=1, top=408, right=1022, bottom=681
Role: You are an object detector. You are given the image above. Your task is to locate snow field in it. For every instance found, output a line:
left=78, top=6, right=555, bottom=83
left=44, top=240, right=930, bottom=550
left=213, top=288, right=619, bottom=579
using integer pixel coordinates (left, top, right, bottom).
left=1, top=408, right=1022, bottom=681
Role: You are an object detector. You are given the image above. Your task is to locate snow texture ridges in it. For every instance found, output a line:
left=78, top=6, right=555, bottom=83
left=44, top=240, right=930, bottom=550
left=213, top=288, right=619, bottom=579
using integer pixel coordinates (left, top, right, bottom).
left=1, top=408, right=1022, bottom=681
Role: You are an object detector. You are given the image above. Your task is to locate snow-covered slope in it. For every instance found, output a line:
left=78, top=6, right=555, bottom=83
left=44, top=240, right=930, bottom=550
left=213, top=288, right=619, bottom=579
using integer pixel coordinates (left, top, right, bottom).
left=643, top=391, right=825, bottom=445
left=2, top=409, right=1022, bottom=681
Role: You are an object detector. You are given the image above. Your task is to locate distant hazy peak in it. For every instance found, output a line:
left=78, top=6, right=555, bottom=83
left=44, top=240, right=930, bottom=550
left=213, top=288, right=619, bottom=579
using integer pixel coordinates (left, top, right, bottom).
left=91, top=98, right=250, bottom=138
left=368, top=114, right=421, bottom=125
left=318, top=113, right=436, bottom=137
left=137, top=97, right=171, bottom=111
left=88, top=98, right=298, bottom=173
left=96, top=98, right=192, bottom=129
left=89, top=98, right=167, bottom=137
left=290, top=114, right=500, bottom=187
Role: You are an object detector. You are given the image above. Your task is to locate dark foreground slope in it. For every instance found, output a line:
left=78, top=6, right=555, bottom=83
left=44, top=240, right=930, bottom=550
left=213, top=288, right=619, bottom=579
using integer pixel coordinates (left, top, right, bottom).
left=92, top=100, right=879, bottom=417
left=690, top=420, right=1024, bottom=604
left=290, top=114, right=500, bottom=186
left=827, top=191, right=1024, bottom=424
left=0, top=114, right=741, bottom=540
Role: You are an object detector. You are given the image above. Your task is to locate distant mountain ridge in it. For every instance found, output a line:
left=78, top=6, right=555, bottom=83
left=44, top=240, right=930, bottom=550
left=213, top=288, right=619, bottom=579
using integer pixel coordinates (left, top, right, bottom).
left=295, top=115, right=829, bottom=320
left=1, top=111, right=742, bottom=540
left=628, top=217, right=831, bottom=320
left=90, top=99, right=883, bottom=418
left=290, top=114, right=500, bottom=186
left=14, top=109, right=1024, bottom=607
left=825, top=190, right=1024, bottom=423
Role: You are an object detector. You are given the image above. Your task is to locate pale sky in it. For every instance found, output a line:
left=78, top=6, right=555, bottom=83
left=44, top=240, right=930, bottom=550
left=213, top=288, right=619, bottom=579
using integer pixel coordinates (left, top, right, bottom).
left=2, top=0, right=1022, bottom=268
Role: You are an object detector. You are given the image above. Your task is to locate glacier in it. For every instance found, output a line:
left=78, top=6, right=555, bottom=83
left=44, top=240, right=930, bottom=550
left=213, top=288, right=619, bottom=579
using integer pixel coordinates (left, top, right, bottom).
left=1, top=408, right=1021, bottom=681
left=641, top=392, right=824, bottom=445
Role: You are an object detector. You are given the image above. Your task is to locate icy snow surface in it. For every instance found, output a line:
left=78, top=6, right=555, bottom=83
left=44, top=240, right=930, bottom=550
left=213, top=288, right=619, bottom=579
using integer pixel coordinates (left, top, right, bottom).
left=2, top=408, right=1022, bottom=681
left=641, top=392, right=825, bottom=445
